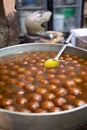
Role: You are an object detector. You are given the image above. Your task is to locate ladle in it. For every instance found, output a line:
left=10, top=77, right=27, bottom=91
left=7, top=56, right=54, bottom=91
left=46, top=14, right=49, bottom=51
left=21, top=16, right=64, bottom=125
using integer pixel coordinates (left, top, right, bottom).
left=44, top=32, right=74, bottom=68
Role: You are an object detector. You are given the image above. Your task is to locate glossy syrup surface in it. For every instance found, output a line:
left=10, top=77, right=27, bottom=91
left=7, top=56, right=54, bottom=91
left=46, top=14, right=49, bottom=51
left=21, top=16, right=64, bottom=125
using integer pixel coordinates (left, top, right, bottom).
left=0, top=51, right=87, bottom=113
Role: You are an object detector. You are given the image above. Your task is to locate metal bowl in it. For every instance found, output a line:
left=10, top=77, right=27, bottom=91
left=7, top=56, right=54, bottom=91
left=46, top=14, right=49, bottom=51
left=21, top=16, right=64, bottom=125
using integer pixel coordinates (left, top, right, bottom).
left=0, top=43, right=87, bottom=130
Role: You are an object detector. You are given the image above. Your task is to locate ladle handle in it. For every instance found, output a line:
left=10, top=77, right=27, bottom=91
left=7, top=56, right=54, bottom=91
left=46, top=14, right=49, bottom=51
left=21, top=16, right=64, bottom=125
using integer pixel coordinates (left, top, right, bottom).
left=54, top=32, right=74, bottom=60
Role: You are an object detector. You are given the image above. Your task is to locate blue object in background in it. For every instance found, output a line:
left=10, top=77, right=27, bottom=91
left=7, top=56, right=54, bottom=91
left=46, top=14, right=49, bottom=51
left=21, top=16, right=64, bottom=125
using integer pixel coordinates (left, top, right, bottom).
left=23, top=0, right=35, bottom=5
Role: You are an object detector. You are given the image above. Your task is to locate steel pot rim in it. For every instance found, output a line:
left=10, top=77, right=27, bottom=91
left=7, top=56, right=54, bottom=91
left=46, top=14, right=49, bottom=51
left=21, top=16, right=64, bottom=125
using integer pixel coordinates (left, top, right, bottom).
left=0, top=104, right=87, bottom=116
left=0, top=42, right=87, bottom=52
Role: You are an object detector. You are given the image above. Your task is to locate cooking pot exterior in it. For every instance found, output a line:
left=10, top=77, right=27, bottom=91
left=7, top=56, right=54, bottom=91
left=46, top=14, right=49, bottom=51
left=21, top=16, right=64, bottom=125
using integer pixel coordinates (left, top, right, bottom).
left=0, top=43, right=87, bottom=130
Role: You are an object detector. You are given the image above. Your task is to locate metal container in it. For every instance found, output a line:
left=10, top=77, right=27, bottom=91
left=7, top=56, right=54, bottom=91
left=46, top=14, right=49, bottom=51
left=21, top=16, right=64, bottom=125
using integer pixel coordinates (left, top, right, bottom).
left=0, top=43, right=87, bottom=130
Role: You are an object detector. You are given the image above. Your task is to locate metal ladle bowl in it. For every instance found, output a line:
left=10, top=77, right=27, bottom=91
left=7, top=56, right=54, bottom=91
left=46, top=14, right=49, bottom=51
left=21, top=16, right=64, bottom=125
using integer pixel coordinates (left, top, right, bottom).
left=44, top=32, right=74, bottom=68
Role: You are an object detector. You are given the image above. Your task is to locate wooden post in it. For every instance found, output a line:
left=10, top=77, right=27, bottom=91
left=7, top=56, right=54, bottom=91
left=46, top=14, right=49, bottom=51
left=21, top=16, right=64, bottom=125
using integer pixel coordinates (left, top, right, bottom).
left=0, top=0, right=19, bottom=48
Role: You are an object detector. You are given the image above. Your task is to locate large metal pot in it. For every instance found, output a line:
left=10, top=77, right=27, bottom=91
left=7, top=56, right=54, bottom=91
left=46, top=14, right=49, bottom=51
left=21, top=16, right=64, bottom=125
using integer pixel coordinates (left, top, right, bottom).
left=0, top=43, right=87, bottom=130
